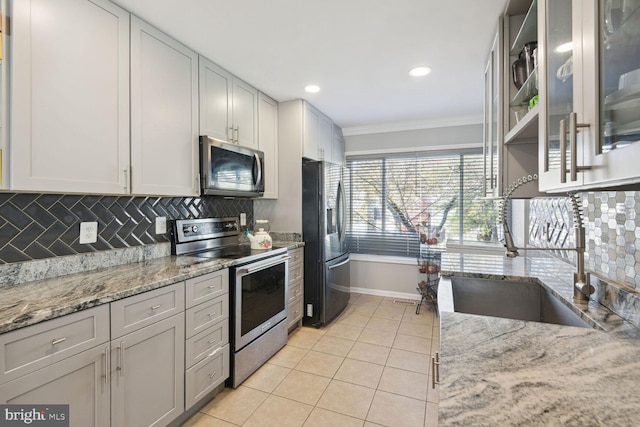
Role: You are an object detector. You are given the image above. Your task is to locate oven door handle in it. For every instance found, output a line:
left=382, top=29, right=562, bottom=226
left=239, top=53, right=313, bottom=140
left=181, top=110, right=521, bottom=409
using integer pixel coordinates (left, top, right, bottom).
left=240, top=256, right=290, bottom=274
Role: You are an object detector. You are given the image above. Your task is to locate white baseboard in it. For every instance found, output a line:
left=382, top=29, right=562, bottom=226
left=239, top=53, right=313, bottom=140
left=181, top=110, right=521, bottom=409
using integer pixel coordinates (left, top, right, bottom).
left=350, top=286, right=422, bottom=301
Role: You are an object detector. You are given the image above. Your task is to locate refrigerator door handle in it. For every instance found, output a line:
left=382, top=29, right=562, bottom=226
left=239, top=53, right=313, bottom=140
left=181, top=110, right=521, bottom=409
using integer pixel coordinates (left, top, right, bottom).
left=328, top=256, right=350, bottom=270
left=336, top=180, right=346, bottom=242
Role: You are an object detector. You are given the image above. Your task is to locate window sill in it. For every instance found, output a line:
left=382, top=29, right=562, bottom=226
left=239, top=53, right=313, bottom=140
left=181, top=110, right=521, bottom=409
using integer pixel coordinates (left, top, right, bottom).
left=349, top=253, right=416, bottom=265
left=445, top=241, right=506, bottom=255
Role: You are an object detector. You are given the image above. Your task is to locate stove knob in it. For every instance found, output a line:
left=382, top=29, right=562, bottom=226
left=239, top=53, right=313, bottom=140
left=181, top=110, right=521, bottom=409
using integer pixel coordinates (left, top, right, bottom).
left=182, top=225, right=198, bottom=233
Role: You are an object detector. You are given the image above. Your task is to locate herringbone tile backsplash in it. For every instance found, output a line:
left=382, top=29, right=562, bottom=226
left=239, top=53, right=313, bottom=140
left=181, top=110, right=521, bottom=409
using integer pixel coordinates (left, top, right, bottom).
left=0, top=193, right=253, bottom=264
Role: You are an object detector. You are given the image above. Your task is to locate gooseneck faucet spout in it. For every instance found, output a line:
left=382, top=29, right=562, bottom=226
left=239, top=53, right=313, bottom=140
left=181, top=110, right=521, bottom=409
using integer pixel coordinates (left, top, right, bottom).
left=499, top=176, right=594, bottom=301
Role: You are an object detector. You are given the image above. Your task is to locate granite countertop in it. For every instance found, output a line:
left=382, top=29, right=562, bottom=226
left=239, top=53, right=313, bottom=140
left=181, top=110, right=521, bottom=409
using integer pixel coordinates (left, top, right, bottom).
left=438, top=253, right=640, bottom=426
left=0, top=241, right=303, bottom=335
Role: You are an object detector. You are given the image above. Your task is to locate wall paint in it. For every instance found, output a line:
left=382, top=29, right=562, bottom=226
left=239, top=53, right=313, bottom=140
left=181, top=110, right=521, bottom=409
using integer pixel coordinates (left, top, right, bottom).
left=345, top=124, right=483, bottom=155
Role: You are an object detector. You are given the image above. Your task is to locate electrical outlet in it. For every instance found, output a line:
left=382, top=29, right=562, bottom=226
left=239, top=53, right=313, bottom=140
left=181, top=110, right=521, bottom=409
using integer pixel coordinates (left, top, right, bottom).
left=239, top=213, right=246, bottom=226
left=155, top=216, right=167, bottom=234
left=79, top=222, right=98, bottom=244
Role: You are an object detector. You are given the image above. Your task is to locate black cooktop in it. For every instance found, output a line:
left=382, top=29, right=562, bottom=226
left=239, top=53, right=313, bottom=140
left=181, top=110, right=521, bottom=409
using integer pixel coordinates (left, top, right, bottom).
left=192, top=244, right=288, bottom=264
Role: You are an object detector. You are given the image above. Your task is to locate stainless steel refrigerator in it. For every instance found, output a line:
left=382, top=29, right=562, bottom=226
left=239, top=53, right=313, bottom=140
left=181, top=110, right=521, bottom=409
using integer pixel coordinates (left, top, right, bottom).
left=302, top=160, right=350, bottom=326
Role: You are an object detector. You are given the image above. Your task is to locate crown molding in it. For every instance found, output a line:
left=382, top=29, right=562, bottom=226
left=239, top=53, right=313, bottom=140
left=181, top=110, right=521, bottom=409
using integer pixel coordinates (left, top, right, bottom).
left=342, top=114, right=483, bottom=136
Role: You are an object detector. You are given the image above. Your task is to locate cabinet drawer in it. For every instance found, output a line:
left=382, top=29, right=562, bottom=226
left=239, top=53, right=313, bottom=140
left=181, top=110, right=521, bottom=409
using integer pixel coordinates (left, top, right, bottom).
left=111, top=282, right=185, bottom=339
left=185, top=343, right=229, bottom=410
left=288, top=277, right=303, bottom=305
left=288, top=297, right=303, bottom=329
left=289, top=263, right=303, bottom=283
left=185, top=269, right=229, bottom=309
left=185, top=293, right=229, bottom=339
left=185, top=319, right=229, bottom=369
left=0, top=305, right=110, bottom=385
left=288, top=248, right=303, bottom=271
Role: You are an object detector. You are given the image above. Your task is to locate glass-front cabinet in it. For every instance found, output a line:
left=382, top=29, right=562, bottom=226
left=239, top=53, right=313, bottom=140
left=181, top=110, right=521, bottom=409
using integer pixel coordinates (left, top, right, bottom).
left=539, top=0, right=640, bottom=191
left=483, top=28, right=501, bottom=198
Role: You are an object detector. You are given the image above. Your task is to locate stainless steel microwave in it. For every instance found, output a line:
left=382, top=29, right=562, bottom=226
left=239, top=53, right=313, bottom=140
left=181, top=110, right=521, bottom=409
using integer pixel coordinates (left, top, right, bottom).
left=199, top=136, right=264, bottom=197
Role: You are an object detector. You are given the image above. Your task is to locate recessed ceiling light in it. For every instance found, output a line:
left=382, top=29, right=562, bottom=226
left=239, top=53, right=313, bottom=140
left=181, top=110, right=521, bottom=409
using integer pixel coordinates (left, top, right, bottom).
left=305, top=85, right=320, bottom=93
left=555, top=42, right=573, bottom=53
left=409, top=66, right=432, bottom=77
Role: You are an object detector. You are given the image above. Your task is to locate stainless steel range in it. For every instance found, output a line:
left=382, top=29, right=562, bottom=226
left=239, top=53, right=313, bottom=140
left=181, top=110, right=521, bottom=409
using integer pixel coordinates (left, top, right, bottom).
left=171, top=217, right=289, bottom=387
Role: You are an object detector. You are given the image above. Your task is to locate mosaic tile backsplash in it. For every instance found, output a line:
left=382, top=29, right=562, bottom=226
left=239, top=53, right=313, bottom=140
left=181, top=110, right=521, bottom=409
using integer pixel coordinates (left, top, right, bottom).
left=530, top=192, right=640, bottom=290
left=0, top=193, right=253, bottom=264
left=530, top=191, right=640, bottom=325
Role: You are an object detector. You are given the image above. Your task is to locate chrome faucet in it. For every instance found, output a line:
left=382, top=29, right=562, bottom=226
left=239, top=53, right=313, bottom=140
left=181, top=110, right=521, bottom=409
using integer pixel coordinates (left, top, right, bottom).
left=499, top=175, right=594, bottom=301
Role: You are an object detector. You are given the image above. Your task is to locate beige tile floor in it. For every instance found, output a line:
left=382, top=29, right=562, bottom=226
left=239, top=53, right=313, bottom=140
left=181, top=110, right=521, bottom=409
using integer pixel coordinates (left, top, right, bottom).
left=182, top=293, right=440, bottom=427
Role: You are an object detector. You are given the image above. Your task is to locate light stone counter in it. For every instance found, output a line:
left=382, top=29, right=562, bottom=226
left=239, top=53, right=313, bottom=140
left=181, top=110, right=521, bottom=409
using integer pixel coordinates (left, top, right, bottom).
left=439, top=253, right=640, bottom=426
left=0, top=241, right=303, bottom=334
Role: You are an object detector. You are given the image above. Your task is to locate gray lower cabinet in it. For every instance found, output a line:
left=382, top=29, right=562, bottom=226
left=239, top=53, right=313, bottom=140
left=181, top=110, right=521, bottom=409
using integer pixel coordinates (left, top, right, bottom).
left=288, top=248, right=304, bottom=330
left=0, top=344, right=110, bottom=427
left=0, top=269, right=233, bottom=426
left=110, top=313, right=185, bottom=427
left=184, top=270, right=230, bottom=410
left=0, top=305, right=111, bottom=427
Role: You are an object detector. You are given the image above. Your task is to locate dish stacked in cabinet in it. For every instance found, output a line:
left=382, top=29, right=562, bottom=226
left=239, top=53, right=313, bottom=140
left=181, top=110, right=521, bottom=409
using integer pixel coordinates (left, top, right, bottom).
left=288, top=248, right=304, bottom=330
left=184, top=270, right=230, bottom=409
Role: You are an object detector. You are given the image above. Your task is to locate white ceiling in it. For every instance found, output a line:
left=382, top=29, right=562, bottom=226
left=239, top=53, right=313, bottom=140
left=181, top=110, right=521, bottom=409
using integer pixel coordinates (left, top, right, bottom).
left=113, top=0, right=508, bottom=134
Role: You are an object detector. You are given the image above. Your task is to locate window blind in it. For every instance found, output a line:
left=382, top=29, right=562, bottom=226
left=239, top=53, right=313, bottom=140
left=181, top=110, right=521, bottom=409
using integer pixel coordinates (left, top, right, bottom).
left=346, top=151, right=501, bottom=257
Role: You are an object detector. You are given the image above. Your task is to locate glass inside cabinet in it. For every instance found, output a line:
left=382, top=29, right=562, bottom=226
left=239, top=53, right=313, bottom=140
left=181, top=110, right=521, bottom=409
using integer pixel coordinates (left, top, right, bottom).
left=507, top=0, right=538, bottom=135
left=599, top=0, right=640, bottom=153
left=544, top=0, right=573, bottom=173
left=483, top=42, right=498, bottom=197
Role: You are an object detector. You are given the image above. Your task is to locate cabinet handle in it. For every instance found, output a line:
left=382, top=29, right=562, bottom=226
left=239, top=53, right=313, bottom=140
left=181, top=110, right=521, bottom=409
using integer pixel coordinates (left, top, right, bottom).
left=569, top=112, right=591, bottom=182
left=208, top=312, right=217, bottom=317
left=208, top=285, right=218, bottom=289
left=119, top=341, right=125, bottom=377
left=228, top=127, right=234, bottom=141
left=234, top=126, right=239, bottom=144
left=431, top=352, right=440, bottom=389
left=208, top=371, right=217, bottom=379
left=122, top=168, right=129, bottom=192
left=151, top=304, right=162, bottom=310
left=104, top=346, right=110, bottom=384
left=51, top=337, right=66, bottom=346
left=207, top=339, right=217, bottom=345
left=561, top=114, right=592, bottom=183
left=207, top=346, right=223, bottom=359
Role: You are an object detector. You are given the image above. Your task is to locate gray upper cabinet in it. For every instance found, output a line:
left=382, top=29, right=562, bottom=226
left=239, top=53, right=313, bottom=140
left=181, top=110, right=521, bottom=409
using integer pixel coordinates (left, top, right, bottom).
left=539, top=0, right=640, bottom=191
left=232, top=78, right=259, bottom=149
left=199, top=56, right=258, bottom=149
left=318, top=113, right=333, bottom=161
left=199, top=57, right=233, bottom=142
left=130, top=16, right=199, bottom=196
left=258, top=92, right=279, bottom=199
left=10, top=0, right=130, bottom=194
left=332, top=124, right=345, bottom=166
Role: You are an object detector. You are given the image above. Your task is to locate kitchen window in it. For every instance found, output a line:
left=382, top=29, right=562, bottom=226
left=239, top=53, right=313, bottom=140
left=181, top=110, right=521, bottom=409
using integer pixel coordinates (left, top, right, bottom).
left=346, top=150, right=502, bottom=257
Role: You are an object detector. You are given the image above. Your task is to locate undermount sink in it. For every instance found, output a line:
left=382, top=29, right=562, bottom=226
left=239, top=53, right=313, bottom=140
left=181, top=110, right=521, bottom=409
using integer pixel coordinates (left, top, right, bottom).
left=439, top=277, right=596, bottom=329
